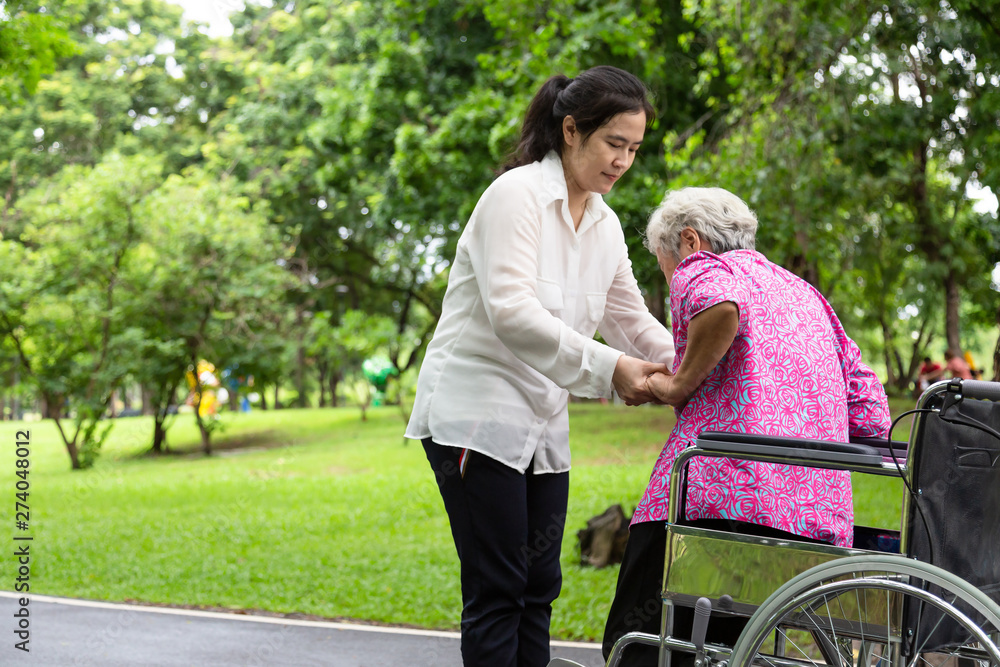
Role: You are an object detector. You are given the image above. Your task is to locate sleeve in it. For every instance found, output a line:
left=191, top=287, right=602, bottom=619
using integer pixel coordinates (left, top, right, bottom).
left=844, top=348, right=892, bottom=438
left=672, top=253, right=752, bottom=329
left=596, top=239, right=675, bottom=368
left=823, top=301, right=891, bottom=439
left=464, top=177, right=622, bottom=398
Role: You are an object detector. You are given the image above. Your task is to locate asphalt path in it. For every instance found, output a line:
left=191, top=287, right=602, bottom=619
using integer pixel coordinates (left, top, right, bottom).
left=0, top=592, right=604, bottom=666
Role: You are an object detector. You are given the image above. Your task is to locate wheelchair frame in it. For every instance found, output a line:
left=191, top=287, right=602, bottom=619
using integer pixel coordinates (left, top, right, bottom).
left=553, top=378, right=1000, bottom=667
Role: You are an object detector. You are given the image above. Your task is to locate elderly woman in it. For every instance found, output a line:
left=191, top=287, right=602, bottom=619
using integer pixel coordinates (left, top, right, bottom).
left=602, top=187, right=891, bottom=666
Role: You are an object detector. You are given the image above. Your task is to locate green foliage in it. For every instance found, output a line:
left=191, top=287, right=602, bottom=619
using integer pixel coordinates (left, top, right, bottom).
left=0, top=149, right=291, bottom=465
left=665, top=0, right=1000, bottom=387
left=0, top=1, right=76, bottom=103
left=137, top=166, right=293, bottom=450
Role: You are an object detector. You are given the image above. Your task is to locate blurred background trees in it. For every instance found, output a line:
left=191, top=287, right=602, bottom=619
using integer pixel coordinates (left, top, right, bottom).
left=1, top=0, right=997, bottom=467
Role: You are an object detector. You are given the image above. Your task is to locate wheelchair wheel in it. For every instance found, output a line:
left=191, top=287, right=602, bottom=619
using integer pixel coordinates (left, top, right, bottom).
left=729, top=555, right=1000, bottom=667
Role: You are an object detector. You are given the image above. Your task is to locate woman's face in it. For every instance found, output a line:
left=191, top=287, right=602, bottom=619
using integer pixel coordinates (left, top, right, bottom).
left=561, top=111, right=646, bottom=197
left=656, top=248, right=681, bottom=284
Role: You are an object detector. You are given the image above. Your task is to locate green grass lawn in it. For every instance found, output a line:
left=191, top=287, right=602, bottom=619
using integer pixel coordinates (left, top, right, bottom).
left=0, top=401, right=915, bottom=641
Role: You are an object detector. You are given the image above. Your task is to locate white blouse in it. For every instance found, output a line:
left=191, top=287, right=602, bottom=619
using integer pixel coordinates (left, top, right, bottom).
left=404, top=151, right=675, bottom=473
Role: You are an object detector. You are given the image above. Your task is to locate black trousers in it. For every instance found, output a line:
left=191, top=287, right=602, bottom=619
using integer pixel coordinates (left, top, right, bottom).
left=603, top=520, right=828, bottom=666
left=423, top=439, right=570, bottom=667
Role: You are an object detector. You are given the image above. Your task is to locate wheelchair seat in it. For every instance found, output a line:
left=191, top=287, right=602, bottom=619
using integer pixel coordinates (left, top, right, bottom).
left=663, top=431, right=909, bottom=617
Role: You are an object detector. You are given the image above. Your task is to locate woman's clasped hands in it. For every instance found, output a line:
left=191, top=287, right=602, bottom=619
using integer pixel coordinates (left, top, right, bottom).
left=644, top=370, right=692, bottom=409
left=611, top=355, right=672, bottom=406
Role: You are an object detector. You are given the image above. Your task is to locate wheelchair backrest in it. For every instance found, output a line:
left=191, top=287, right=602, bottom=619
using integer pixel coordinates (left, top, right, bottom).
left=904, top=379, right=1000, bottom=651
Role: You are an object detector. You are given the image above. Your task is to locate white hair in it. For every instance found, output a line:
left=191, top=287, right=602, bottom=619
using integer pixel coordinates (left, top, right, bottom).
left=644, top=187, right=758, bottom=259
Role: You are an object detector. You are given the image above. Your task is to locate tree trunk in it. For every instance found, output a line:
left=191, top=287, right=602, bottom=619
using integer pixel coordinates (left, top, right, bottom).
left=993, top=306, right=1000, bottom=382
left=192, top=382, right=212, bottom=455
left=189, top=354, right=212, bottom=455
left=317, top=360, right=328, bottom=408
left=196, top=414, right=212, bottom=455
left=330, top=371, right=340, bottom=408
left=151, top=418, right=168, bottom=453
left=273, top=383, right=280, bottom=410
left=149, top=381, right=179, bottom=454
left=52, top=413, right=81, bottom=470
left=895, top=348, right=911, bottom=395
left=944, top=269, right=962, bottom=354
left=228, top=387, right=239, bottom=412
left=295, top=308, right=308, bottom=408
left=141, top=385, right=153, bottom=416
left=260, top=388, right=269, bottom=410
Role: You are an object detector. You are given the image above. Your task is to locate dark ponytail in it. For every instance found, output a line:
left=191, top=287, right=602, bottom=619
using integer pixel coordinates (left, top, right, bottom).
left=499, top=66, right=655, bottom=174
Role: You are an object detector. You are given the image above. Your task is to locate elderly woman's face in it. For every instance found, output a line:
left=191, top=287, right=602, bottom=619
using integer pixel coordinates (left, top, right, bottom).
left=656, top=249, right=680, bottom=284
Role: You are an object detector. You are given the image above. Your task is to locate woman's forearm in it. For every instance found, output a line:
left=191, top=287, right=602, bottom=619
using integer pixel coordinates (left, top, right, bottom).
left=648, top=301, right=739, bottom=406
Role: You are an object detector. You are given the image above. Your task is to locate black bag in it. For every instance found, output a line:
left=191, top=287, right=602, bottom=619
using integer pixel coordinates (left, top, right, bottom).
left=577, top=504, right=630, bottom=568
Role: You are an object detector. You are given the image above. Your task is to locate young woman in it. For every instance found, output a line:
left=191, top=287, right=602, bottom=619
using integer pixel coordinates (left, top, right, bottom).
left=405, top=66, right=675, bottom=667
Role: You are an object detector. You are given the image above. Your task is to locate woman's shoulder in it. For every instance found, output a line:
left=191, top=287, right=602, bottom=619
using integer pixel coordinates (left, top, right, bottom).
left=676, top=250, right=741, bottom=278
left=481, top=160, right=547, bottom=203
left=493, top=158, right=546, bottom=186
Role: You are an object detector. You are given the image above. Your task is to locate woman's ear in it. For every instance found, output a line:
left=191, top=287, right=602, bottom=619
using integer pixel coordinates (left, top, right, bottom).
left=680, top=227, right=701, bottom=253
left=562, top=115, right=579, bottom=147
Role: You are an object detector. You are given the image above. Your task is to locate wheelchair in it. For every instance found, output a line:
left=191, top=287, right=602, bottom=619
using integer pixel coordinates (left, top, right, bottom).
left=552, top=378, right=1000, bottom=667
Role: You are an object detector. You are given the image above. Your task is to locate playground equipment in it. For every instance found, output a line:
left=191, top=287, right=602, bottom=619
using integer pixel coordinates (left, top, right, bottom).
left=551, top=378, right=1000, bottom=667
left=362, top=357, right=397, bottom=407
left=185, top=359, right=220, bottom=416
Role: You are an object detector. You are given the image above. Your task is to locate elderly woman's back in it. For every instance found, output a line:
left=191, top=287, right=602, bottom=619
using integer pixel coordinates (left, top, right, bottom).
left=602, top=187, right=890, bottom=666
left=633, top=246, right=889, bottom=545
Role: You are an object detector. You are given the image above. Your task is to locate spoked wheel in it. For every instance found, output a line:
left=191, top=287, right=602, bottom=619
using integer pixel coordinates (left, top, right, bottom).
left=730, top=555, right=1000, bottom=667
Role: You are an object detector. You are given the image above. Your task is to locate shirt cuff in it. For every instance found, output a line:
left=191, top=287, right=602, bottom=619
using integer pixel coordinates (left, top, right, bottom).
left=586, top=341, right=623, bottom=399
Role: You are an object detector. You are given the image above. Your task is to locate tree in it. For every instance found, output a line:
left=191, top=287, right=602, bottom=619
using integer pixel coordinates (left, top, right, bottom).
left=137, top=167, right=292, bottom=454
left=0, top=152, right=162, bottom=468
left=668, top=0, right=1000, bottom=387
left=326, top=309, right=396, bottom=421
left=1, top=0, right=220, bottom=233
left=198, top=0, right=491, bottom=368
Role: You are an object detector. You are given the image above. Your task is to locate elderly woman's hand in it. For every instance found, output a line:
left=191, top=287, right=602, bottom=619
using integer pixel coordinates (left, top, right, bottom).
left=648, top=301, right=740, bottom=409
left=612, top=355, right=670, bottom=406
left=645, top=371, right=690, bottom=409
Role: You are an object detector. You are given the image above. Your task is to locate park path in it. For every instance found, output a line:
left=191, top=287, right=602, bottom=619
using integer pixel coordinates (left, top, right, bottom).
left=0, top=591, right=604, bottom=666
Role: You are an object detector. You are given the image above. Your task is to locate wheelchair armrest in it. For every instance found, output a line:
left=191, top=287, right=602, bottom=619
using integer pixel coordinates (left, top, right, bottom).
left=696, top=431, right=885, bottom=467
left=849, top=435, right=909, bottom=463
